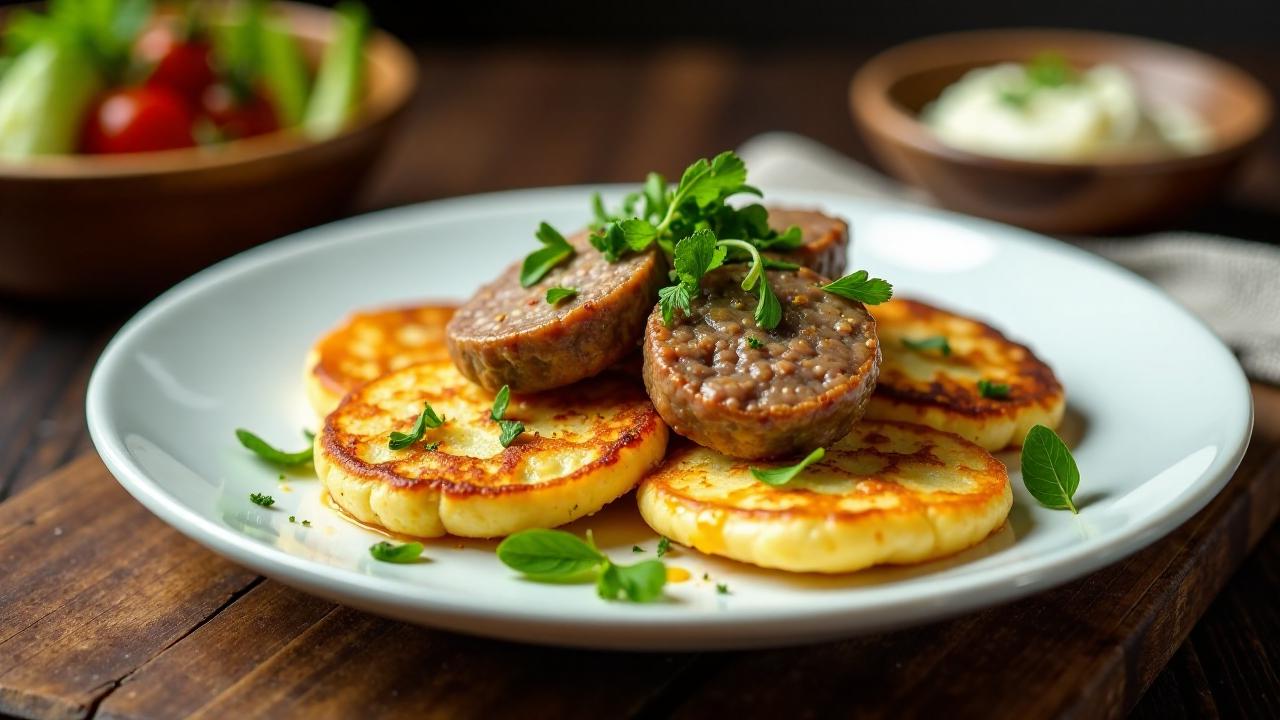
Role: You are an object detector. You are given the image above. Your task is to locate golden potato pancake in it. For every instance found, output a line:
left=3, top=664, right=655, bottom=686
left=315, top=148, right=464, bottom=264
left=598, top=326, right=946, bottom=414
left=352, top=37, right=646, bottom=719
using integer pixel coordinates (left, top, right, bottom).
left=305, top=304, right=456, bottom=417
left=866, top=298, right=1064, bottom=451
left=315, top=358, right=668, bottom=538
left=637, top=420, right=1010, bottom=573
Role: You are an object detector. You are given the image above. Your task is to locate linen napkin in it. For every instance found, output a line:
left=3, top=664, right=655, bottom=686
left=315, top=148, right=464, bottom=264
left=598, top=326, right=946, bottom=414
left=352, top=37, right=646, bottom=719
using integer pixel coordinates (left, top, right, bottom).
left=739, top=132, right=1280, bottom=384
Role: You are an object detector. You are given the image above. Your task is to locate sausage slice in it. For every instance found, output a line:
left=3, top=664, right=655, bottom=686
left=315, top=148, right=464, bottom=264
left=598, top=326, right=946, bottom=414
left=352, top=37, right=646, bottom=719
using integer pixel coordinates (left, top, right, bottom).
left=767, top=207, right=849, bottom=278
left=448, top=231, right=664, bottom=393
left=642, top=265, right=880, bottom=459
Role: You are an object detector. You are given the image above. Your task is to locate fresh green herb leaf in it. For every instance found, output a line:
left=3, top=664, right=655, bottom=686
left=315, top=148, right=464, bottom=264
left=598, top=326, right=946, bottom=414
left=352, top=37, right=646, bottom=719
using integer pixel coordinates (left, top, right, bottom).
left=903, top=336, right=951, bottom=356
left=822, top=270, right=894, bottom=305
left=751, top=447, right=826, bottom=486
left=656, top=536, right=671, bottom=558
left=249, top=492, right=275, bottom=507
left=643, top=172, right=667, bottom=218
left=545, top=286, right=579, bottom=305
left=619, top=218, right=658, bottom=252
left=1020, top=425, right=1080, bottom=513
left=676, top=151, right=749, bottom=209
left=491, top=385, right=511, bottom=422
left=489, top=385, right=525, bottom=447
left=657, top=283, right=693, bottom=326
left=589, top=222, right=628, bottom=262
left=497, top=528, right=606, bottom=577
left=746, top=336, right=764, bottom=349
left=754, top=275, right=782, bottom=329
left=674, top=229, right=725, bottom=285
left=521, top=222, right=575, bottom=287
left=753, top=225, right=803, bottom=251
left=977, top=379, right=1011, bottom=399
left=497, top=419, right=525, bottom=448
left=388, top=402, right=445, bottom=450
left=369, top=541, right=424, bottom=564
left=597, top=560, right=667, bottom=603
left=235, top=429, right=313, bottom=466
left=716, top=583, right=730, bottom=595
left=599, top=563, right=667, bottom=603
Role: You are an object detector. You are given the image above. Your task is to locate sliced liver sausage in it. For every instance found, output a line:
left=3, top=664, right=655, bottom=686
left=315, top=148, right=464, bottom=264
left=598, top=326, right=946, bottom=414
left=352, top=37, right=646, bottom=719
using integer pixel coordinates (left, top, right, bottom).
left=643, top=265, right=880, bottom=459
left=767, top=207, right=849, bottom=278
left=448, top=231, right=664, bottom=393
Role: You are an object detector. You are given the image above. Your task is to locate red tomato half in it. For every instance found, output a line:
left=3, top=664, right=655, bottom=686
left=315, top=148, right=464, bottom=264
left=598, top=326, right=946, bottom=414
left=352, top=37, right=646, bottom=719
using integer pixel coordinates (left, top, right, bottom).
left=201, top=84, right=280, bottom=140
left=136, top=24, right=216, bottom=107
left=81, top=87, right=196, bottom=155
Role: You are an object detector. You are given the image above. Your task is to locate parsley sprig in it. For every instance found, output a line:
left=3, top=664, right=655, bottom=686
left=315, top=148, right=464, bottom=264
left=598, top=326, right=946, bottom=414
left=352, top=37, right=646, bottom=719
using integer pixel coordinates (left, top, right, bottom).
left=497, top=529, right=666, bottom=603
left=520, top=223, right=575, bottom=287
left=491, top=385, right=524, bottom=448
left=388, top=402, right=445, bottom=450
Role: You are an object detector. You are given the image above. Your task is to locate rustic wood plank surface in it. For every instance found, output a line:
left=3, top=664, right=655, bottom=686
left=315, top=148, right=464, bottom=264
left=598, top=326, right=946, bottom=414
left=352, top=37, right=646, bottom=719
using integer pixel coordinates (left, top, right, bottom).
left=1, top=43, right=1278, bottom=719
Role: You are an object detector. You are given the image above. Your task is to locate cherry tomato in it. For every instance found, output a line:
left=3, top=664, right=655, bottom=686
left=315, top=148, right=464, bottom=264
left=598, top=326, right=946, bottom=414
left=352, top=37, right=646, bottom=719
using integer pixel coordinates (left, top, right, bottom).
left=135, top=24, right=215, bottom=107
left=81, top=87, right=196, bottom=154
left=201, top=83, right=280, bottom=140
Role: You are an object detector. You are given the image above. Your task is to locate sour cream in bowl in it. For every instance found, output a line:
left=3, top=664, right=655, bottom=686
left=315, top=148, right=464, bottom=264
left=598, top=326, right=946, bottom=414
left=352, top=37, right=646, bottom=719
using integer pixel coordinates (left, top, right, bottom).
left=922, top=54, right=1212, bottom=162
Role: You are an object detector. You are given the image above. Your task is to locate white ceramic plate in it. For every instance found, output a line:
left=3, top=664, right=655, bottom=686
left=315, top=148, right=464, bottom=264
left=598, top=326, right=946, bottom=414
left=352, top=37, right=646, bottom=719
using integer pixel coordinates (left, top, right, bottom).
left=87, top=188, right=1252, bottom=650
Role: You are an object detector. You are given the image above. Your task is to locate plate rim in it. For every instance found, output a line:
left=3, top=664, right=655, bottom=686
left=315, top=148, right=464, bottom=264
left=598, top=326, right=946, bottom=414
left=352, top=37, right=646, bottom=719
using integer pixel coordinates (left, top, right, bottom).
left=85, top=185, right=1254, bottom=649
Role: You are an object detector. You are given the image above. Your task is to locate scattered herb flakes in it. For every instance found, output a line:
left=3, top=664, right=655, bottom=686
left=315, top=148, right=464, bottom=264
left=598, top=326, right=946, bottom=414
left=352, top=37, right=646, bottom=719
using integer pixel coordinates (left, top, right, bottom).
left=289, top=515, right=297, bottom=523
left=903, top=336, right=951, bottom=356
left=301, top=520, right=311, bottom=527
left=545, top=286, right=579, bottom=305
left=716, top=583, right=730, bottom=595
left=656, top=536, right=671, bottom=558
left=520, top=222, right=575, bottom=287
left=423, top=441, right=440, bottom=452
left=977, top=379, right=1011, bottom=399
left=249, top=492, right=275, bottom=508
left=388, top=402, right=445, bottom=450
left=751, top=447, right=826, bottom=487
left=746, top=336, right=764, bottom=350
left=369, top=541, right=424, bottom=564
left=491, top=385, right=526, bottom=447
left=235, top=429, right=313, bottom=466
left=632, top=545, right=644, bottom=553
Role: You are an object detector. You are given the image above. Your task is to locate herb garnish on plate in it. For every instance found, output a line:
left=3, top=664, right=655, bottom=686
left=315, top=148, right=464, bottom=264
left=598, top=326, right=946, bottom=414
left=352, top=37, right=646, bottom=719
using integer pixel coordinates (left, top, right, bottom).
left=497, top=529, right=666, bottom=603
left=1020, top=425, right=1081, bottom=513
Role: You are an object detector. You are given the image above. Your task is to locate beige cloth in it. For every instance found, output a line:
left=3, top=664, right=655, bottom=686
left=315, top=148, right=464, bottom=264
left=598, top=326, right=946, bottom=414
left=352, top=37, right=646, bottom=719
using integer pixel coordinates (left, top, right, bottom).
left=739, top=132, right=1280, bottom=384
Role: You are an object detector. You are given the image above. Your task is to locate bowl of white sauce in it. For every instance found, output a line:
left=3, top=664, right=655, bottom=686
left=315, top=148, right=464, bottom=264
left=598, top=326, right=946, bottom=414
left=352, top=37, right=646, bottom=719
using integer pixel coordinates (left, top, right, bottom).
left=850, top=30, right=1271, bottom=233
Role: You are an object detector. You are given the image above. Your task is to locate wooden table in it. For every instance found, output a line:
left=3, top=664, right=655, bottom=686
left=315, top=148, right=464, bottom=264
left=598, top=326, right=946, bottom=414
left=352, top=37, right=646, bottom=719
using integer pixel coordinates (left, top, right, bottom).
left=2, top=43, right=1279, bottom=719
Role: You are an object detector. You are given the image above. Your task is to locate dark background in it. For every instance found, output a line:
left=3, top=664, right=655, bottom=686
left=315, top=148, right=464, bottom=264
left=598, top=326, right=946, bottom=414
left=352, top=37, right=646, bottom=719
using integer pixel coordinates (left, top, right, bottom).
left=4, top=0, right=1276, bottom=46
left=353, top=0, right=1278, bottom=46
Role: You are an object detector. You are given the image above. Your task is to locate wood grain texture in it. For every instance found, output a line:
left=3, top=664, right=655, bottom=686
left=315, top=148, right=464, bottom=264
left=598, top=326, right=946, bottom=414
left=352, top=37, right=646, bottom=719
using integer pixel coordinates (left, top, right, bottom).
left=0, top=457, right=259, bottom=720
left=0, top=43, right=1277, bottom=720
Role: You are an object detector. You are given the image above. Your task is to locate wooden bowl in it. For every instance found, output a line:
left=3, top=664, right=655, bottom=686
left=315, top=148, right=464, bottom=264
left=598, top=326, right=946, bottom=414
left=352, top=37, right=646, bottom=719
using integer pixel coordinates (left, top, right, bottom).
left=0, top=2, right=417, bottom=301
left=850, top=29, right=1272, bottom=234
